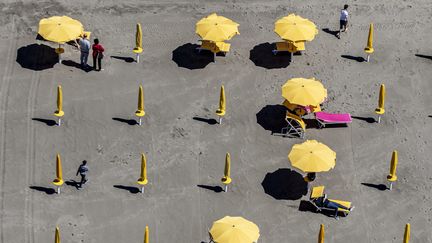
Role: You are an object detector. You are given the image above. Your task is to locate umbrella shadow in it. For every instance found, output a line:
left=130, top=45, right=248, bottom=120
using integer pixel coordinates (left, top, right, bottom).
left=361, top=182, right=388, bottom=191
left=322, top=28, right=340, bottom=38
left=62, top=60, right=93, bottom=72
left=32, top=118, right=57, bottom=126
left=110, top=55, right=135, bottom=63
left=197, top=184, right=223, bottom=193
left=415, top=54, right=432, bottom=61
left=113, top=185, right=140, bottom=194
left=352, top=116, right=376, bottom=123
left=261, top=168, right=308, bottom=200
left=341, top=55, right=365, bottom=62
left=172, top=43, right=214, bottom=70
left=16, top=44, right=58, bottom=71
left=193, top=116, right=218, bottom=125
left=112, top=117, right=138, bottom=125
left=29, top=186, right=56, bottom=195
left=249, top=43, right=291, bottom=69
left=256, top=105, right=287, bottom=134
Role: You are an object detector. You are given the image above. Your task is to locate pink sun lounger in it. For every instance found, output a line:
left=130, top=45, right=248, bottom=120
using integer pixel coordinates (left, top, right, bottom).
left=315, top=111, right=352, bottom=128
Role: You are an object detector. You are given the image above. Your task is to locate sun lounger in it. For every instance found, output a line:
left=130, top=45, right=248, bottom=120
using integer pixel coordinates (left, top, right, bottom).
left=310, top=186, right=353, bottom=218
left=281, top=112, right=306, bottom=138
left=315, top=111, right=352, bottom=128
left=197, top=40, right=230, bottom=54
left=215, top=42, right=231, bottom=54
left=273, top=41, right=305, bottom=55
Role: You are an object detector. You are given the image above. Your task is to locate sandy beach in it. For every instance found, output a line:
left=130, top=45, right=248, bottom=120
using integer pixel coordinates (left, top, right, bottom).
left=1, top=0, right=432, bottom=242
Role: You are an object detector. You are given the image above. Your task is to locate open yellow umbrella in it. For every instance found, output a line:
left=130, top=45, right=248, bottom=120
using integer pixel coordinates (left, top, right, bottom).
left=403, top=224, right=410, bottom=243
left=196, top=13, right=239, bottom=42
left=54, top=226, right=60, bottom=243
left=288, top=140, right=336, bottom=173
left=282, top=78, right=327, bottom=106
left=318, top=224, right=325, bottom=243
left=210, top=216, right=260, bottom=243
left=38, top=16, right=84, bottom=43
left=137, top=153, right=148, bottom=193
left=275, top=14, right=318, bottom=42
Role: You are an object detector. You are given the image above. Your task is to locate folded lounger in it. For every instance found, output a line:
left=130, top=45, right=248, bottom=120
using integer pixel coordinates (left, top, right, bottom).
left=281, top=111, right=306, bottom=138
left=315, top=111, right=352, bottom=128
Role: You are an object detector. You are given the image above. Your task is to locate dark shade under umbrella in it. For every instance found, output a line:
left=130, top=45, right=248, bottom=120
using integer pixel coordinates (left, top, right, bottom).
left=256, top=104, right=288, bottom=134
left=16, top=43, right=58, bottom=71
left=261, top=168, right=308, bottom=200
left=172, top=43, right=214, bottom=70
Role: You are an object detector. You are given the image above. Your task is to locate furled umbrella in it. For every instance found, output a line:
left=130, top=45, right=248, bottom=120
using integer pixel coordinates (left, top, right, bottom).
left=133, top=23, right=143, bottom=63
left=210, top=216, right=260, bottom=243
left=196, top=13, right=239, bottom=42
left=274, top=14, right=318, bottom=42
left=282, top=78, right=327, bottom=107
left=137, top=153, right=148, bottom=193
left=288, top=140, right=336, bottom=173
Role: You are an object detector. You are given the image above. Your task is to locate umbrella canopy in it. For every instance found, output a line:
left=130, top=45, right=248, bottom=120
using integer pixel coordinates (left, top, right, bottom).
left=210, top=216, right=259, bottom=243
left=133, top=23, right=143, bottom=53
left=288, top=140, right=336, bottom=173
left=275, top=14, right=318, bottom=42
left=38, top=16, right=84, bottom=43
left=137, top=153, right=148, bottom=185
left=196, top=13, right=239, bottom=42
left=282, top=78, right=327, bottom=106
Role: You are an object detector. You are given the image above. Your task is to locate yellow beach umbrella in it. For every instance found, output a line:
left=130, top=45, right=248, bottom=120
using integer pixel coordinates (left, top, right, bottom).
left=144, top=225, right=149, bottom=243
left=288, top=140, right=336, bottom=173
left=52, top=154, right=64, bottom=187
left=196, top=13, right=239, bottom=42
left=55, top=226, right=60, bottom=243
left=318, top=224, right=325, bottom=243
left=133, top=23, right=143, bottom=53
left=137, top=153, right=148, bottom=186
left=282, top=78, right=327, bottom=106
left=221, top=152, right=232, bottom=185
left=375, top=84, right=385, bottom=115
left=364, top=23, right=374, bottom=54
left=135, top=85, right=145, bottom=125
left=275, top=14, right=318, bottom=42
left=403, top=224, right=410, bottom=243
left=387, top=150, right=398, bottom=189
left=216, top=85, right=226, bottom=124
left=38, top=16, right=84, bottom=43
left=54, top=85, right=64, bottom=117
left=210, top=216, right=260, bottom=243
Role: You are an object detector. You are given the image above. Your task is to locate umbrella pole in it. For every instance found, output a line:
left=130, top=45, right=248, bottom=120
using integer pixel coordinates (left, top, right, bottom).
left=138, top=117, right=142, bottom=126
left=141, top=186, right=144, bottom=193
left=57, top=118, right=62, bottom=126
left=136, top=54, right=140, bottom=63
left=219, top=117, right=222, bottom=124
left=377, top=115, right=381, bottom=123
left=366, top=54, right=370, bottom=62
left=224, top=184, right=228, bottom=192
left=58, top=44, right=62, bottom=64
left=57, top=186, right=60, bottom=194
left=388, top=182, right=393, bottom=190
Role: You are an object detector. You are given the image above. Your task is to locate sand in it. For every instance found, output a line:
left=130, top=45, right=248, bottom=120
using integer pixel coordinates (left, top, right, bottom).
left=1, top=0, right=432, bottom=242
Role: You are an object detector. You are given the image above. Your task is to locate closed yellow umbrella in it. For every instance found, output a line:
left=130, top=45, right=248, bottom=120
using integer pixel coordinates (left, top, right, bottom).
left=54, top=85, right=64, bottom=125
left=52, top=154, right=64, bottom=194
left=133, top=23, right=143, bottom=63
left=318, top=224, right=325, bottom=243
left=196, top=13, right=239, bottom=42
left=54, top=226, right=60, bottom=243
left=144, top=225, right=149, bottom=243
left=403, top=224, right=410, bottom=243
left=364, top=23, right=374, bottom=62
left=221, top=152, right=232, bottom=192
left=216, top=85, right=226, bottom=124
left=288, top=140, right=336, bottom=173
left=387, top=150, right=398, bottom=190
left=275, top=14, right=318, bottom=42
left=282, top=78, right=327, bottom=106
left=38, top=16, right=84, bottom=43
left=135, top=85, right=145, bottom=125
left=137, top=153, right=148, bottom=193
left=375, top=84, right=385, bottom=123
left=210, top=216, right=260, bottom=243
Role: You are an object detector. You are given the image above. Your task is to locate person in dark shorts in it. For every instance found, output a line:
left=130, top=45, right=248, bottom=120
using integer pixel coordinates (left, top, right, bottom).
left=76, top=160, right=89, bottom=189
left=337, top=4, right=349, bottom=39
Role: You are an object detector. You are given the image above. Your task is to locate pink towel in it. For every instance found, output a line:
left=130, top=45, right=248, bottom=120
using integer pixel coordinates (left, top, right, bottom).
left=315, top=112, right=352, bottom=123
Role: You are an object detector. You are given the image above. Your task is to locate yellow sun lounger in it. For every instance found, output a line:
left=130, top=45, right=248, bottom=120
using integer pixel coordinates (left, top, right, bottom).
left=197, top=40, right=231, bottom=55
left=273, top=41, right=305, bottom=55
left=281, top=111, right=306, bottom=138
left=310, top=186, right=353, bottom=218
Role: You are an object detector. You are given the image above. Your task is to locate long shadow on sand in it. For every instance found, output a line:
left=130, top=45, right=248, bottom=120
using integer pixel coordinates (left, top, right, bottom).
left=415, top=54, right=432, bottom=61
left=112, top=117, right=138, bottom=125
left=113, top=185, right=140, bottom=194
left=322, top=28, right=340, bottom=38
left=172, top=43, right=214, bottom=70
left=29, top=186, right=56, bottom=195
left=361, top=183, right=388, bottom=191
left=197, top=184, right=223, bottom=193
left=249, top=43, right=291, bottom=69
left=32, top=118, right=57, bottom=126
left=256, top=105, right=287, bottom=134
left=65, top=180, right=81, bottom=190
left=341, top=55, right=365, bottom=62
left=62, top=60, right=93, bottom=72
left=110, top=55, right=135, bottom=63
left=193, top=117, right=218, bottom=125
left=262, top=168, right=307, bottom=200
left=16, top=44, right=58, bottom=71
left=352, top=116, right=376, bottom=123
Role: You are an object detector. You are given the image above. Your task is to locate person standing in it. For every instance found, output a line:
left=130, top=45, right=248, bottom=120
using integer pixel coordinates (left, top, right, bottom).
left=77, top=34, right=91, bottom=67
left=92, top=38, right=105, bottom=71
left=337, top=4, right=349, bottom=39
left=76, top=160, right=89, bottom=189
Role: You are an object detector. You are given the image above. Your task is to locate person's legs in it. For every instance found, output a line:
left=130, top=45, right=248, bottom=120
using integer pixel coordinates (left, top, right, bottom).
left=80, top=174, right=85, bottom=187
left=83, top=53, right=89, bottom=66
left=98, top=57, right=102, bottom=71
left=80, top=52, right=85, bottom=66
left=325, top=200, right=350, bottom=211
left=93, top=55, right=97, bottom=70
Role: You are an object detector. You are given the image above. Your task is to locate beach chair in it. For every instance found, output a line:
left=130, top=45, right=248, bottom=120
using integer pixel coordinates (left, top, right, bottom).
left=215, top=42, right=231, bottom=55
left=281, top=112, right=306, bottom=138
left=282, top=100, right=306, bottom=116
left=197, top=40, right=217, bottom=53
left=273, top=41, right=305, bottom=55
left=310, top=186, right=352, bottom=218
left=314, top=111, right=352, bottom=128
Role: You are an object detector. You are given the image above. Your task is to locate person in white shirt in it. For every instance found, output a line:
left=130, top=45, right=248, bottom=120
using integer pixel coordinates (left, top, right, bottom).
left=337, top=4, right=349, bottom=39
left=76, top=34, right=91, bottom=67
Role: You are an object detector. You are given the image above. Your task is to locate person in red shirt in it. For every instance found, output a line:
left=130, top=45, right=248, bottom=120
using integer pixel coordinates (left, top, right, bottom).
left=92, top=38, right=105, bottom=71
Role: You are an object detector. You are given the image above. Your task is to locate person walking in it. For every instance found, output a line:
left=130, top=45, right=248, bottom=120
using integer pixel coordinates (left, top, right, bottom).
left=337, top=4, right=349, bottom=39
left=76, top=160, right=89, bottom=189
left=92, top=38, right=105, bottom=71
left=76, top=34, right=91, bottom=67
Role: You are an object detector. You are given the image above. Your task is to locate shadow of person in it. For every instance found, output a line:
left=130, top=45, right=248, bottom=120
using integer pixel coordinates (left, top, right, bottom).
left=32, top=118, right=57, bottom=126
left=256, top=104, right=287, bottom=134
left=341, top=55, right=365, bottom=62
left=112, top=117, right=138, bottom=125
left=322, top=28, right=340, bottom=38
left=65, top=180, right=81, bottom=190
left=110, top=55, right=135, bottom=63
left=113, top=185, right=140, bottom=194
left=352, top=116, right=376, bottom=123
left=197, top=184, right=223, bottom=193
left=415, top=54, right=432, bottom=61
left=361, top=183, right=388, bottom=191
left=29, top=186, right=56, bottom=195
left=261, top=168, right=308, bottom=200
left=172, top=43, right=214, bottom=70
left=62, top=60, right=93, bottom=72
left=16, top=44, right=58, bottom=71
left=249, top=43, right=291, bottom=69
left=193, top=117, right=218, bottom=125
